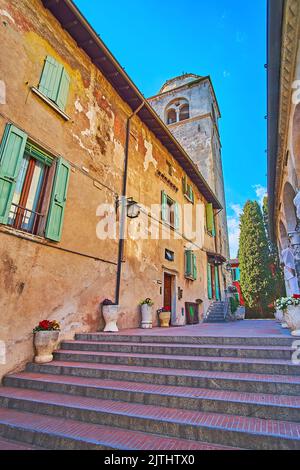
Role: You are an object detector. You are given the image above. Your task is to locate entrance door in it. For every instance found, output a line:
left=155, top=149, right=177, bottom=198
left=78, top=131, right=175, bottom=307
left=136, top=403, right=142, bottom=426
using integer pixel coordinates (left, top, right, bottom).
left=164, top=273, right=172, bottom=309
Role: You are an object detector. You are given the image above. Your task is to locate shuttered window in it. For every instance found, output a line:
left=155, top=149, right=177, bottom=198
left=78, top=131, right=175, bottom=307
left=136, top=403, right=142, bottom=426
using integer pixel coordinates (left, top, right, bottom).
left=185, top=250, right=197, bottom=281
left=207, top=264, right=213, bottom=299
left=182, top=175, right=194, bottom=204
left=206, top=203, right=215, bottom=236
left=0, top=124, right=70, bottom=241
left=161, top=190, right=180, bottom=230
left=39, top=56, right=70, bottom=112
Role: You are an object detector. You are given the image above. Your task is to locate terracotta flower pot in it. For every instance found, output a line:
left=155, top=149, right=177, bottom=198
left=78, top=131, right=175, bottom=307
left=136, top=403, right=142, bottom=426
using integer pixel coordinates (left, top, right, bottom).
left=159, top=311, right=171, bottom=327
left=141, top=304, right=153, bottom=329
left=34, top=330, right=59, bottom=364
left=102, top=304, right=120, bottom=332
left=285, top=305, right=300, bottom=336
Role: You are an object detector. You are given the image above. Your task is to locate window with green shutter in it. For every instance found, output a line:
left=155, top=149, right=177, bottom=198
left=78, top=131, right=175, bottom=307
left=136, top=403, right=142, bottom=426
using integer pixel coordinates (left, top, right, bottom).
left=215, top=266, right=220, bottom=300
left=185, top=249, right=197, bottom=281
left=207, top=264, right=213, bottom=299
left=161, top=190, right=179, bottom=229
left=182, top=175, right=194, bottom=204
left=0, top=124, right=70, bottom=240
left=39, top=56, right=70, bottom=111
left=45, top=158, right=70, bottom=242
left=206, top=203, right=215, bottom=236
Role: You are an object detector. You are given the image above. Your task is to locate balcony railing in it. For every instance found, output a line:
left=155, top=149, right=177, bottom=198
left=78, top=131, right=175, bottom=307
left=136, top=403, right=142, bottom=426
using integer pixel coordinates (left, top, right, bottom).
left=8, top=203, right=44, bottom=235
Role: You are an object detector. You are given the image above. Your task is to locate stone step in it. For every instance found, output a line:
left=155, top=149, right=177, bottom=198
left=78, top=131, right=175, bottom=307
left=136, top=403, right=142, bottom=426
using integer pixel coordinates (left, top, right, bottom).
left=0, top=408, right=233, bottom=450
left=0, top=435, right=42, bottom=450
left=0, top=387, right=299, bottom=449
left=75, top=333, right=293, bottom=347
left=60, top=340, right=294, bottom=360
left=5, top=372, right=300, bottom=422
left=27, top=361, right=300, bottom=396
left=53, top=349, right=300, bottom=376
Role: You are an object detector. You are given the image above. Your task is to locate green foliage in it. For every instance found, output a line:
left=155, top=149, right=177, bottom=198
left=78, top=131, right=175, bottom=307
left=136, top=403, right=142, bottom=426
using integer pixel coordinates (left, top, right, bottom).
left=229, top=296, right=239, bottom=314
left=262, top=196, right=285, bottom=300
left=239, top=200, right=274, bottom=316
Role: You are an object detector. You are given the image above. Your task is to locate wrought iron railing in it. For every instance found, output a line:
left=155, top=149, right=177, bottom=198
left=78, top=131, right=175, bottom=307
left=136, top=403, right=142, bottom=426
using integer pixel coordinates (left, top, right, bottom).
left=8, top=203, right=44, bottom=234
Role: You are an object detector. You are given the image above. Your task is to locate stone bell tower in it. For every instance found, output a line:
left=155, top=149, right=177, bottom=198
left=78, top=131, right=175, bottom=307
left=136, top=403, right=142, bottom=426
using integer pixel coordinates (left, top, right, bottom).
left=148, top=73, right=230, bottom=263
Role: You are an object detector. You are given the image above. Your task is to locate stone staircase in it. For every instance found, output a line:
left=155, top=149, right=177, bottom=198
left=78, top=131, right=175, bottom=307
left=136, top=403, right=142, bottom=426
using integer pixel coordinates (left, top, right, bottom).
left=0, top=331, right=300, bottom=450
left=204, top=301, right=229, bottom=323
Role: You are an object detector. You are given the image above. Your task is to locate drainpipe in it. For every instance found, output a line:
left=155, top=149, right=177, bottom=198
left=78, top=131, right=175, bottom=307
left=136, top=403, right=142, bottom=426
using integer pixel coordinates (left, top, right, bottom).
left=115, top=101, right=145, bottom=305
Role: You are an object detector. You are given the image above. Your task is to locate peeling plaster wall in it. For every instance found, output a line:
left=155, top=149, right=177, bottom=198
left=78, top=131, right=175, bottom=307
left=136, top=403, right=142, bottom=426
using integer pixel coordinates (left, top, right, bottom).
left=0, top=0, right=217, bottom=380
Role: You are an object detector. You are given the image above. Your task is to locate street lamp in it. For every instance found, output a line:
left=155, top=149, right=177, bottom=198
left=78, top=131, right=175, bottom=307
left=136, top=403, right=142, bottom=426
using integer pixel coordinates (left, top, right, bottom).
left=126, top=197, right=140, bottom=219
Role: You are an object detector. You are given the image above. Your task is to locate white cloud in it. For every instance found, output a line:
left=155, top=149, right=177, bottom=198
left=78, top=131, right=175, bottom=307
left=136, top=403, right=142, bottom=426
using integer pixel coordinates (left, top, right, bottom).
left=227, top=203, right=242, bottom=258
left=252, top=184, right=267, bottom=207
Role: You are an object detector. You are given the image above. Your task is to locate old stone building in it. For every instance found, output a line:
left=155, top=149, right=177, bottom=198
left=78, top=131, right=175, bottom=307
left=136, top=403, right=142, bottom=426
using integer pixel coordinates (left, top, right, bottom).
left=0, top=0, right=227, bottom=380
left=148, top=74, right=230, bottom=295
left=267, top=0, right=300, bottom=295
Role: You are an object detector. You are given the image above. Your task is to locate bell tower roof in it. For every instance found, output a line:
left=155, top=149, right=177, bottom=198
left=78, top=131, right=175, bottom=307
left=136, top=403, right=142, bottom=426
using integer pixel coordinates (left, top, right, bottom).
left=159, top=74, right=202, bottom=94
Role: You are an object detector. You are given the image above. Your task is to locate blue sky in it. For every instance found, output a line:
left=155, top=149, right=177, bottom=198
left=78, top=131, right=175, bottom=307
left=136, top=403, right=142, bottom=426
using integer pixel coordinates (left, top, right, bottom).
left=75, top=0, right=267, bottom=257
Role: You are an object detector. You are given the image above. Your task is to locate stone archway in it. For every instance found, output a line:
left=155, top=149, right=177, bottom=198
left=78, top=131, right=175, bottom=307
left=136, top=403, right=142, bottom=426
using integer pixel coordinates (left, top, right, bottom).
left=292, top=102, right=300, bottom=178
left=279, top=220, right=289, bottom=250
left=283, top=182, right=297, bottom=232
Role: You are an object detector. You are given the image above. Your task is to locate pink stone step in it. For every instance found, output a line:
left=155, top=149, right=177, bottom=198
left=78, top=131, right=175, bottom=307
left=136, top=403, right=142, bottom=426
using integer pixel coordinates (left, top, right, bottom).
left=32, top=360, right=300, bottom=384
left=0, top=408, right=238, bottom=450
left=1, top=387, right=300, bottom=441
left=0, top=436, right=42, bottom=450
left=7, top=372, right=300, bottom=408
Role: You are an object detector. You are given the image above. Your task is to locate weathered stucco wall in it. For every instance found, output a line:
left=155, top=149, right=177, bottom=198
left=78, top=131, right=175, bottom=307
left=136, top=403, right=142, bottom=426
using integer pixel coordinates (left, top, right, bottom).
left=0, top=0, right=217, bottom=380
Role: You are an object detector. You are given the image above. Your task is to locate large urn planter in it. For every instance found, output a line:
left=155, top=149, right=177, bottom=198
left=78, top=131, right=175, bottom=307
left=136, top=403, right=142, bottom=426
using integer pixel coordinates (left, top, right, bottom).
left=274, top=309, right=284, bottom=323
left=158, top=309, right=171, bottom=328
left=34, top=330, right=59, bottom=364
left=141, top=304, right=153, bottom=329
left=285, top=305, right=300, bottom=336
left=102, top=302, right=120, bottom=332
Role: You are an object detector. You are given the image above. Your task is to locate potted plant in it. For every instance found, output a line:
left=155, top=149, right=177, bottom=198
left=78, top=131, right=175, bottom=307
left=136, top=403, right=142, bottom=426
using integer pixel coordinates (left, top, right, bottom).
left=140, top=298, right=154, bottom=329
left=33, top=320, right=60, bottom=364
left=284, top=295, right=300, bottom=336
left=102, top=299, right=120, bottom=332
left=157, top=306, right=171, bottom=327
left=274, top=298, right=284, bottom=323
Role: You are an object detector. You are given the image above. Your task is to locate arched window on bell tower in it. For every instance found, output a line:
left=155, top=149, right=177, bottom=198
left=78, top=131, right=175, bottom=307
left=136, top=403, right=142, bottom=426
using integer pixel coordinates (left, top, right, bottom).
left=167, top=108, right=177, bottom=124
left=165, top=98, right=190, bottom=125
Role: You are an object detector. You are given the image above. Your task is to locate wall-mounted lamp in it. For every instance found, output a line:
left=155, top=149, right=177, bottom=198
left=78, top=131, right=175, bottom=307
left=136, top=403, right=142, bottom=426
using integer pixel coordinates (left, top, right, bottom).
left=116, top=197, right=141, bottom=219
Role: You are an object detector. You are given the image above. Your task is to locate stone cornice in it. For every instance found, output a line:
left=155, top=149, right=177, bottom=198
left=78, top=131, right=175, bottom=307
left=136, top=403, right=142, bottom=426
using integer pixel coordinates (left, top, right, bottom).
left=275, top=0, right=300, bottom=227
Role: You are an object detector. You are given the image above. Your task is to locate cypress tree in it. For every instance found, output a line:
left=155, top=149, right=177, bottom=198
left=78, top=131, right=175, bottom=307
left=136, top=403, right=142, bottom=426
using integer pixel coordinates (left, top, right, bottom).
left=262, top=196, right=285, bottom=300
left=239, top=200, right=273, bottom=316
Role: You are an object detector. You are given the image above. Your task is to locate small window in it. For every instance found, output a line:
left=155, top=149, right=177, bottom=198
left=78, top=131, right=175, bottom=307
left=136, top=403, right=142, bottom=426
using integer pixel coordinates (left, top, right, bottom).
left=165, top=249, right=174, bottom=262
left=167, top=109, right=177, bottom=125
left=38, top=56, right=70, bottom=112
left=0, top=124, right=70, bottom=241
left=179, top=104, right=190, bottom=121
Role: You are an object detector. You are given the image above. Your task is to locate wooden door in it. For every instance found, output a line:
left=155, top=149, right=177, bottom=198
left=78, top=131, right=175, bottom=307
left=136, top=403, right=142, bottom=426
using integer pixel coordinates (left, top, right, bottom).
left=164, top=273, right=172, bottom=309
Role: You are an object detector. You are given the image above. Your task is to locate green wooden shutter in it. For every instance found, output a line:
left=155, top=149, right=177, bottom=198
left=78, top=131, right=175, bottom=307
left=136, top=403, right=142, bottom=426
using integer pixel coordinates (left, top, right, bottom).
left=215, top=266, right=220, bottom=300
left=0, top=124, right=27, bottom=224
left=207, top=264, right=213, bottom=299
left=189, top=185, right=194, bottom=204
left=161, top=190, right=168, bottom=222
left=185, top=250, right=193, bottom=278
left=56, top=69, right=70, bottom=111
left=206, top=203, right=215, bottom=236
left=45, top=157, right=70, bottom=242
left=192, top=253, right=197, bottom=280
left=39, top=56, right=63, bottom=102
left=174, top=201, right=180, bottom=230
left=182, top=175, right=187, bottom=194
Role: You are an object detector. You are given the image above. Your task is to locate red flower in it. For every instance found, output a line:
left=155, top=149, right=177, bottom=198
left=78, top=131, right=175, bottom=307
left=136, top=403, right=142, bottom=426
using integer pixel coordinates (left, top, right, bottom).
left=293, top=295, right=300, bottom=299
left=39, top=320, right=51, bottom=330
left=163, top=306, right=171, bottom=312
